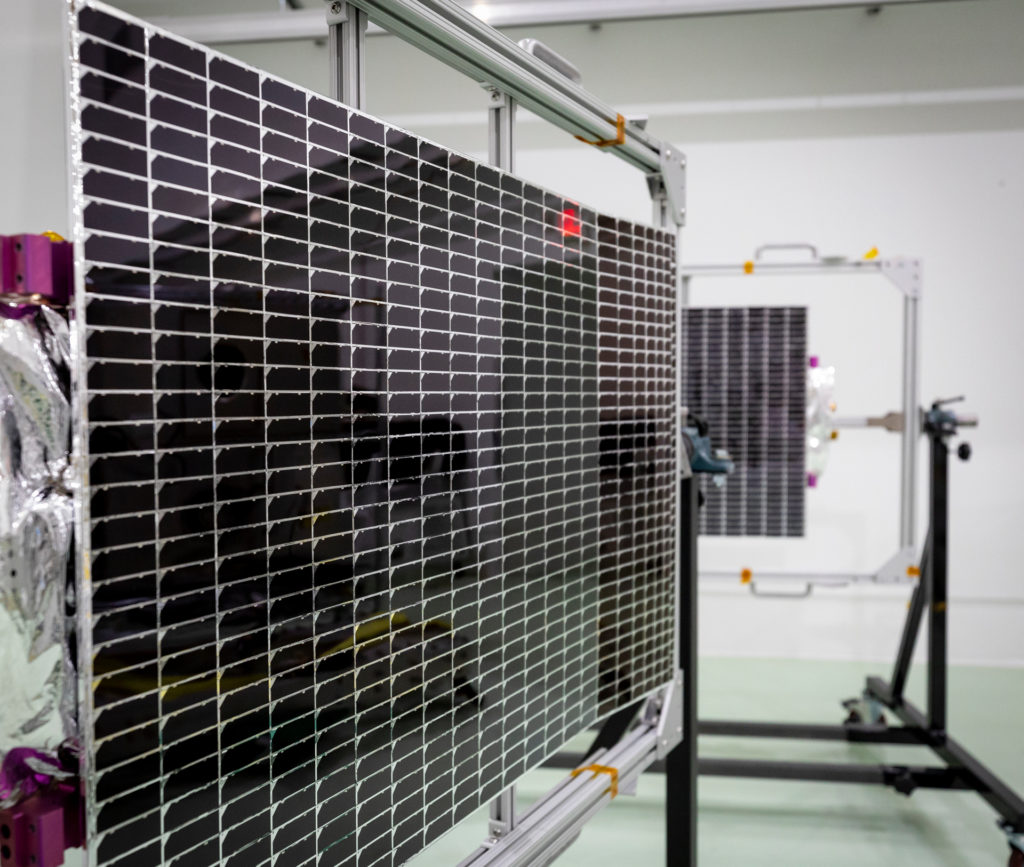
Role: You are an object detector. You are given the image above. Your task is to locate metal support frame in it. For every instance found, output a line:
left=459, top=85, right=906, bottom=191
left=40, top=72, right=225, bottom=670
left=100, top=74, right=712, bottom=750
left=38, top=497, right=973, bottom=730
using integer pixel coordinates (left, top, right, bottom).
left=324, top=0, right=367, bottom=108
left=457, top=700, right=681, bottom=867
left=548, top=404, right=1024, bottom=861
left=700, top=405, right=1024, bottom=845
left=488, top=786, right=517, bottom=840
left=666, top=476, right=698, bottom=867
left=152, top=1, right=955, bottom=46
left=482, top=45, right=519, bottom=844
left=680, top=251, right=922, bottom=587
left=340, top=0, right=685, bottom=216
left=925, top=421, right=949, bottom=731
left=487, top=90, right=516, bottom=173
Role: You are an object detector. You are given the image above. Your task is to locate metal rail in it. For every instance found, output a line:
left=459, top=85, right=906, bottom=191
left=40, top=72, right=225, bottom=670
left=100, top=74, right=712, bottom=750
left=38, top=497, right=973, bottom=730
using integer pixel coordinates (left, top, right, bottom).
left=699, top=719, right=925, bottom=744
left=151, top=0, right=952, bottom=46
left=342, top=0, right=674, bottom=179
left=459, top=726, right=662, bottom=867
left=682, top=259, right=905, bottom=277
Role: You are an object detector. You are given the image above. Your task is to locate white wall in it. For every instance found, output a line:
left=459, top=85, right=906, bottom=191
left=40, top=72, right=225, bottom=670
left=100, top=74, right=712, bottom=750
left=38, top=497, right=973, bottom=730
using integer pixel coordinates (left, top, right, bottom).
left=3, top=0, right=1022, bottom=665
left=513, top=130, right=1024, bottom=667
left=0, top=1, right=70, bottom=237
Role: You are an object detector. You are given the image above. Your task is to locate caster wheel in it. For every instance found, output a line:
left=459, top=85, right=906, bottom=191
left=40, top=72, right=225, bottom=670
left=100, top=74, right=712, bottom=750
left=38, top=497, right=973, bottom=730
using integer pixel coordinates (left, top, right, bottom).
left=844, top=709, right=863, bottom=725
left=1009, top=847, right=1024, bottom=867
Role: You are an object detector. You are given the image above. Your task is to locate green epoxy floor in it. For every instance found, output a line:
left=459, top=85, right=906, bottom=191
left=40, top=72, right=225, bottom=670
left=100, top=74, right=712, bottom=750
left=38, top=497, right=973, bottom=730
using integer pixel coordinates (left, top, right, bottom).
left=410, top=659, right=1024, bottom=866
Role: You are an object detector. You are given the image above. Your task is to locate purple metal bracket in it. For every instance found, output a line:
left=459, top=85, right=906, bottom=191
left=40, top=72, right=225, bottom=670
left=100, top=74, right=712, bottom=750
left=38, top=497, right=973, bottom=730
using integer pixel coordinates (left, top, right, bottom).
left=0, top=750, right=83, bottom=867
left=0, top=786, right=82, bottom=867
left=0, top=235, right=73, bottom=320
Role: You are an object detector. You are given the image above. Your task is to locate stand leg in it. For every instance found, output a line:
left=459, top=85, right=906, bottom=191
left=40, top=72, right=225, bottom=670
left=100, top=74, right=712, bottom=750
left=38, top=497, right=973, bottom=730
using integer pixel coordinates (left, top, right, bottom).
left=888, top=531, right=929, bottom=705
left=927, top=432, right=949, bottom=733
left=667, top=476, right=698, bottom=866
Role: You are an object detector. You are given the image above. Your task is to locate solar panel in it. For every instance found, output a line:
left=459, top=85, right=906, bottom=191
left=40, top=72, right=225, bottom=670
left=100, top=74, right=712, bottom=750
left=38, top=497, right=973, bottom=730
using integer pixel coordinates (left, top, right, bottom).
left=680, top=306, right=806, bottom=537
left=67, top=3, right=678, bottom=865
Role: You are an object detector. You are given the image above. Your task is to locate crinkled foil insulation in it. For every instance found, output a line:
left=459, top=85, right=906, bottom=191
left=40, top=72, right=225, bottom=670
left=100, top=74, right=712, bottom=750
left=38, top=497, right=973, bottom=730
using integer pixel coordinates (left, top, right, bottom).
left=0, top=306, right=75, bottom=802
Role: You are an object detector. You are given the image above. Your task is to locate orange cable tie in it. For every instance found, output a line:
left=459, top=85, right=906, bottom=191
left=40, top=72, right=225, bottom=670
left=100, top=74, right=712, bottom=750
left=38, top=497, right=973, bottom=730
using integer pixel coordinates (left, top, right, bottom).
left=571, top=763, right=620, bottom=798
left=575, top=114, right=626, bottom=148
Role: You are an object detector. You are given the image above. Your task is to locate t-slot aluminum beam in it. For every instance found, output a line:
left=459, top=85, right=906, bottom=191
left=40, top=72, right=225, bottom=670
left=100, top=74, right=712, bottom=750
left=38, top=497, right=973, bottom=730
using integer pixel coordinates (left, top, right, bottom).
left=457, top=723, right=666, bottom=867
left=151, top=1, right=956, bottom=46
left=341, top=0, right=684, bottom=217
left=325, top=0, right=367, bottom=108
left=482, top=66, right=518, bottom=839
left=487, top=90, right=517, bottom=173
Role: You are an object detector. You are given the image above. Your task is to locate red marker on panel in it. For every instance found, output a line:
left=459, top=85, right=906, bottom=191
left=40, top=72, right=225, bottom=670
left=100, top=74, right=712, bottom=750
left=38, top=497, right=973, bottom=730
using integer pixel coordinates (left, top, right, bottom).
left=560, top=207, right=581, bottom=237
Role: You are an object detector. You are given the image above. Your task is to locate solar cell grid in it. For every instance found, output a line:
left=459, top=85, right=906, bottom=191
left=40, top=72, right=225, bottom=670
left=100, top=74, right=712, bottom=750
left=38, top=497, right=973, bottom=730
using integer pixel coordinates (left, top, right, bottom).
left=680, top=306, right=806, bottom=537
left=69, top=4, right=677, bottom=865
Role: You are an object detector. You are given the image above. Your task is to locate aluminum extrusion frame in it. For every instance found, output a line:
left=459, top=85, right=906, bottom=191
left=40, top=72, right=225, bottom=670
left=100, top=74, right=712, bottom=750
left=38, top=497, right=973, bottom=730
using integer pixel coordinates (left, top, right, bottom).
left=336, top=0, right=687, bottom=218
left=149, top=0, right=953, bottom=46
left=680, top=253, right=922, bottom=586
left=458, top=684, right=684, bottom=867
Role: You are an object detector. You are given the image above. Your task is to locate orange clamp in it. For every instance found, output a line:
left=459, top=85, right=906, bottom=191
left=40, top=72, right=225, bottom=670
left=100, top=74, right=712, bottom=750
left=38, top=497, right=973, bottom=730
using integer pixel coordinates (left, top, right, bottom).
left=575, top=114, right=626, bottom=148
left=740, top=568, right=753, bottom=584
left=571, top=763, right=620, bottom=798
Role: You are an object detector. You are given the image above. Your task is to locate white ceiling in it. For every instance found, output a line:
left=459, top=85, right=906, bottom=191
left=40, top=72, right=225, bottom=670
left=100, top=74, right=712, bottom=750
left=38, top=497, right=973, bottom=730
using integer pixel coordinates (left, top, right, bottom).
left=113, top=0, right=954, bottom=24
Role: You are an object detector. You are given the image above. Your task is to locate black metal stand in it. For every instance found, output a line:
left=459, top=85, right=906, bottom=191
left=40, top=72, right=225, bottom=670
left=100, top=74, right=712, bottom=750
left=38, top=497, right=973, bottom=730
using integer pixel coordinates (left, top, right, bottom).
left=665, top=476, right=699, bottom=867
left=551, top=409, right=1024, bottom=865
left=690, top=411, right=1024, bottom=864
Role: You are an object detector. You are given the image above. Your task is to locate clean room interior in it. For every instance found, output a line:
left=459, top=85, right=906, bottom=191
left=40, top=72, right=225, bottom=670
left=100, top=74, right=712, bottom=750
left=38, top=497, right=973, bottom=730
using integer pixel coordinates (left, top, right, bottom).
left=1, top=1, right=1021, bottom=865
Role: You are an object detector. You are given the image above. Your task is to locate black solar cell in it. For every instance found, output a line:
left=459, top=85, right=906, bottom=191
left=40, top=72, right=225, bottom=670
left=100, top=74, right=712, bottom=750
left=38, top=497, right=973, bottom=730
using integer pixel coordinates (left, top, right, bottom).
left=680, top=306, right=807, bottom=537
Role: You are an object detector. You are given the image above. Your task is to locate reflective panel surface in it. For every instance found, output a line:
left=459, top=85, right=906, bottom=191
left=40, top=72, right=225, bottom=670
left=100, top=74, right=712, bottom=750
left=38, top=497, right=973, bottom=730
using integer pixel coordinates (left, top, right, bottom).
left=680, top=307, right=806, bottom=537
left=69, top=3, right=677, bottom=865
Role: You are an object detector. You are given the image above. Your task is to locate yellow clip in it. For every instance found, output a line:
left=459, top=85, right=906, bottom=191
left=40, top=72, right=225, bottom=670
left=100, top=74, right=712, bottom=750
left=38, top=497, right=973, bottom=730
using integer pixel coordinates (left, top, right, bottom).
left=864, top=246, right=879, bottom=260
left=575, top=114, right=626, bottom=148
left=907, top=565, right=921, bottom=578
left=740, top=568, right=753, bottom=584
left=571, top=764, right=619, bottom=798
left=42, top=231, right=66, bottom=243
left=830, top=430, right=839, bottom=441
left=743, top=260, right=755, bottom=275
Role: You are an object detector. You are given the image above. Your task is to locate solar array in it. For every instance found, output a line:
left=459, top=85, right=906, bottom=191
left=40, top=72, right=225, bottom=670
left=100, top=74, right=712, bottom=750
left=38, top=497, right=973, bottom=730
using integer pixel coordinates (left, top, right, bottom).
left=680, top=306, right=806, bottom=537
left=68, top=3, right=678, bottom=865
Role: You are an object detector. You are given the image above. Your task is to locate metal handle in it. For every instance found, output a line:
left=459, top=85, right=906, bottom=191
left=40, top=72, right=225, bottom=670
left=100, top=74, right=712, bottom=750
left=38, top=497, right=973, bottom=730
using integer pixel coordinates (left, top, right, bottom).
left=754, top=243, right=819, bottom=261
left=516, top=38, right=582, bottom=84
left=748, top=581, right=814, bottom=599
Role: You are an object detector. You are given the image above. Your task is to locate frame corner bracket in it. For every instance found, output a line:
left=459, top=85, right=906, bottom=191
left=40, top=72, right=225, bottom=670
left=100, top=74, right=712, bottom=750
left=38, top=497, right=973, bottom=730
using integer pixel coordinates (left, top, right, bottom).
left=648, top=144, right=687, bottom=227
